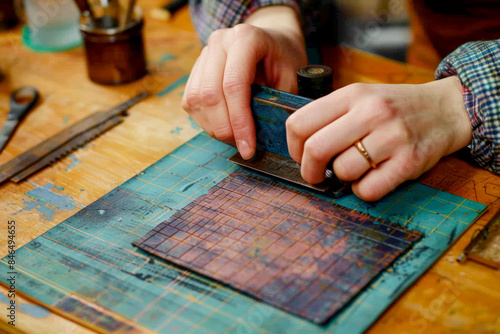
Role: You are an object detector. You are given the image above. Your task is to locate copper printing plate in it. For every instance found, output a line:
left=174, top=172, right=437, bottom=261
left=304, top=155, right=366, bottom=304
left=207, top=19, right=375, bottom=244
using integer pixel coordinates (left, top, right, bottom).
left=134, top=169, right=422, bottom=324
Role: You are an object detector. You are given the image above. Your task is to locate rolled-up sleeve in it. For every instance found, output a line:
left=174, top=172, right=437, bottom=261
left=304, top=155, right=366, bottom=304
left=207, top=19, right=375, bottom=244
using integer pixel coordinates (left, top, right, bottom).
left=189, top=0, right=299, bottom=44
left=436, top=40, right=500, bottom=173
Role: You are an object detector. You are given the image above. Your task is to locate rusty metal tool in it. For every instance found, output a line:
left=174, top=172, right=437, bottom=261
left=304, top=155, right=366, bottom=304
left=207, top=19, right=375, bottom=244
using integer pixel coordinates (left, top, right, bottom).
left=229, top=65, right=345, bottom=195
left=0, top=91, right=149, bottom=185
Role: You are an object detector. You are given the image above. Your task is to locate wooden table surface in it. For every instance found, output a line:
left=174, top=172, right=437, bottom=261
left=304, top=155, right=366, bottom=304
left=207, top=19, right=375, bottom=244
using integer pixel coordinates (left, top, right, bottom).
left=0, top=1, right=499, bottom=333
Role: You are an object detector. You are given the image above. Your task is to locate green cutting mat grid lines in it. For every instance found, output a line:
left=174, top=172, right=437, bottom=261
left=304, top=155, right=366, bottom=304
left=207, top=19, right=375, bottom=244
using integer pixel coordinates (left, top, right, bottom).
left=1, top=132, right=486, bottom=334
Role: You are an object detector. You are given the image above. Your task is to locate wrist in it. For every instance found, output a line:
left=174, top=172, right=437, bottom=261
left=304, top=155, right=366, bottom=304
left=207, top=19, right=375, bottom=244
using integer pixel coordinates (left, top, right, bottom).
left=427, top=76, right=473, bottom=155
left=245, top=6, right=305, bottom=53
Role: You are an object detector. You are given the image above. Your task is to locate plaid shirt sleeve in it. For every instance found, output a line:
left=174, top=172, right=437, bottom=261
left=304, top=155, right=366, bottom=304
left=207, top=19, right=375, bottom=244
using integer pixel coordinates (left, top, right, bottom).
left=435, top=40, right=500, bottom=173
left=188, top=0, right=299, bottom=44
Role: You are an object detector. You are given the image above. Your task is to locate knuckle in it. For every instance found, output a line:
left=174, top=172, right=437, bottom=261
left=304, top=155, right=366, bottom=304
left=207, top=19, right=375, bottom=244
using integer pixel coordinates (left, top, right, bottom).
left=223, top=77, right=246, bottom=95
left=366, top=97, right=398, bottom=123
left=286, top=116, right=303, bottom=138
left=207, top=29, right=225, bottom=44
left=200, top=85, right=223, bottom=107
left=388, top=121, right=412, bottom=145
left=181, top=98, right=190, bottom=112
left=232, top=23, right=257, bottom=38
left=304, top=137, right=325, bottom=163
left=184, top=92, right=201, bottom=109
left=347, top=82, right=370, bottom=97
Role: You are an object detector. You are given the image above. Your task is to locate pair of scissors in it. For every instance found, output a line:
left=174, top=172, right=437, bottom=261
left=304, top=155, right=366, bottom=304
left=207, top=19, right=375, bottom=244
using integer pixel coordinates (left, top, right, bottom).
left=0, top=87, right=39, bottom=155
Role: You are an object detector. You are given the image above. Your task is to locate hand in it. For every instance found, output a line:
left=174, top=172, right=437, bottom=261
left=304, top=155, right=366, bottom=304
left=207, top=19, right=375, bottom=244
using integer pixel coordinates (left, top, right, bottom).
left=286, top=76, right=472, bottom=201
left=182, top=6, right=307, bottom=159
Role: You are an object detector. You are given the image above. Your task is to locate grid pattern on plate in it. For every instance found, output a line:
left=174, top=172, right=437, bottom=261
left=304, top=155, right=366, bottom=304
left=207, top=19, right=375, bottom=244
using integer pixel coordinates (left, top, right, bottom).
left=134, top=169, right=422, bottom=324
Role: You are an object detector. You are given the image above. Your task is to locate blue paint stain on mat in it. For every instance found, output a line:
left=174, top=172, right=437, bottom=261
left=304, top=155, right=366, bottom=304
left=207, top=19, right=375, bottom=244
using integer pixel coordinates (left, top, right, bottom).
left=0, top=132, right=486, bottom=334
left=13, top=183, right=79, bottom=220
left=157, top=75, right=189, bottom=97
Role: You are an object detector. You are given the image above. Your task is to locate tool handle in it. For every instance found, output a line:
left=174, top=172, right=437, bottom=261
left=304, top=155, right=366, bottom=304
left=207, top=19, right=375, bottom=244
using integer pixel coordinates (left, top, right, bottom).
left=8, top=86, right=39, bottom=120
left=297, top=65, right=333, bottom=100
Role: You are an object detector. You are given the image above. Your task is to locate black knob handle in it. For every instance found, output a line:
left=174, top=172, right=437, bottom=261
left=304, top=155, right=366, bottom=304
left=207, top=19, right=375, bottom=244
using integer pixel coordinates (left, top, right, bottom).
left=297, top=65, right=333, bottom=99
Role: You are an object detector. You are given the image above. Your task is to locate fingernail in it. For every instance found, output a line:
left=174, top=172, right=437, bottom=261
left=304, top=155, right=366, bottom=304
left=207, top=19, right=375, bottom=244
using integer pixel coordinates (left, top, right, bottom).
left=237, top=140, right=253, bottom=160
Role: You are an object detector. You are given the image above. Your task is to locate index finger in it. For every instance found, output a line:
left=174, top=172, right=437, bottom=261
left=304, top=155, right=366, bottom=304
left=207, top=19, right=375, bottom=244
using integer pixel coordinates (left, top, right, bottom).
left=223, top=25, right=269, bottom=160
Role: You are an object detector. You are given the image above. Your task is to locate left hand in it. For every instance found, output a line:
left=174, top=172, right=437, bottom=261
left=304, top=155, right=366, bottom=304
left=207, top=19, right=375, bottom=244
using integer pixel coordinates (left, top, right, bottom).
left=286, top=76, right=472, bottom=201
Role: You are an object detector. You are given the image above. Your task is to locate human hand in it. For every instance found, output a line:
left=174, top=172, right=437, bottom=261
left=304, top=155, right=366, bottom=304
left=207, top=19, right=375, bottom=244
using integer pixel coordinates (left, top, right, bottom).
left=182, top=6, right=307, bottom=159
left=286, top=76, right=472, bottom=201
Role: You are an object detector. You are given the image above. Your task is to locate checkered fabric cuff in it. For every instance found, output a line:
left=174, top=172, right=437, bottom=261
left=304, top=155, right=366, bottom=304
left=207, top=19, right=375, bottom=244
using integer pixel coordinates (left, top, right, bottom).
left=189, top=0, right=299, bottom=44
left=436, top=40, right=500, bottom=173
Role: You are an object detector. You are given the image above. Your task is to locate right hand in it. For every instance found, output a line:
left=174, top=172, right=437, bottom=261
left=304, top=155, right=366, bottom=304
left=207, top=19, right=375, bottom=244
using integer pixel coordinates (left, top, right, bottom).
left=182, top=6, right=307, bottom=159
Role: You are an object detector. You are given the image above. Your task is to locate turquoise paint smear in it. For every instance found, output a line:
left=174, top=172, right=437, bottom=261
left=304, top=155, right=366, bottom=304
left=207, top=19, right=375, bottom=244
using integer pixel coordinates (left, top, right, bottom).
left=65, top=155, right=80, bottom=171
left=63, top=114, right=70, bottom=125
left=157, top=75, right=189, bottom=97
left=159, top=54, right=177, bottom=65
left=14, top=183, right=79, bottom=221
left=21, top=304, right=50, bottom=318
left=1, top=291, right=50, bottom=318
left=170, top=127, right=182, bottom=135
left=188, top=117, right=200, bottom=130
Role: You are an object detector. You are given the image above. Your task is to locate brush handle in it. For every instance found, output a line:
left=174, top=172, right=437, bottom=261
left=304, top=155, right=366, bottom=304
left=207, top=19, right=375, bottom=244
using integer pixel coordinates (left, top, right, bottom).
left=124, top=0, right=137, bottom=25
left=74, top=0, right=93, bottom=17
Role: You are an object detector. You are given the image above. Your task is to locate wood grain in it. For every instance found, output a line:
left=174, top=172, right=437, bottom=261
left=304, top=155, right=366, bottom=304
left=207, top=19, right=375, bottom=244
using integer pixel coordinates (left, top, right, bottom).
left=0, top=1, right=499, bottom=333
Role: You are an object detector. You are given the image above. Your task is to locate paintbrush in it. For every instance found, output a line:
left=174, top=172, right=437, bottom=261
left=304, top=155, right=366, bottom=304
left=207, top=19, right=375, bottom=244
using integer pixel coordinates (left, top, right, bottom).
left=150, top=0, right=187, bottom=22
left=91, top=0, right=119, bottom=29
left=73, top=0, right=95, bottom=19
left=124, top=0, right=137, bottom=26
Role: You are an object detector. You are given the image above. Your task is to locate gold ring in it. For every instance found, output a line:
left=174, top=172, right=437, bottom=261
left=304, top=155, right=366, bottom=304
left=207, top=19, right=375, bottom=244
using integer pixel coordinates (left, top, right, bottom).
left=354, top=140, right=377, bottom=169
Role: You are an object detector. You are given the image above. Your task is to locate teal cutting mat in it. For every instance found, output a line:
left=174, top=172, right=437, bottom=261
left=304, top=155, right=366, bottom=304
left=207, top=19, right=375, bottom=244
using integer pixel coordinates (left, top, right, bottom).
left=0, top=132, right=486, bottom=333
